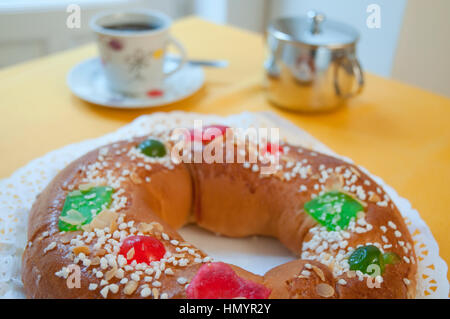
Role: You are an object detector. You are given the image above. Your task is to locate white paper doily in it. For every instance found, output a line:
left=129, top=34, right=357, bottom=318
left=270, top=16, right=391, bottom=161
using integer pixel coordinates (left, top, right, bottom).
left=0, top=111, right=448, bottom=298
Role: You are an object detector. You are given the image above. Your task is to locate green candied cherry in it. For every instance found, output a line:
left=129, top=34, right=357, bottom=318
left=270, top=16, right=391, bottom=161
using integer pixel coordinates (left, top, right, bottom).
left=58, top=186, right=113, bottom=232
left=137, top=139, right=166, bottom=158
left=304, top=191, right=364, bottom=231
left=383, top=251, right=401, bottom=265
left=349, top=245, right=385, bottom=276
left=348, top=245, right=401, bottom=276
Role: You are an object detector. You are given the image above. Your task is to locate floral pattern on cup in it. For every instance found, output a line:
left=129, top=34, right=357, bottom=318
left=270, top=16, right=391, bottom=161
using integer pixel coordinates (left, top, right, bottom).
left=108, top=38, right=123, bottom=51
left=125, top=49, right=150, bottom=82
left=147, top=89, right=164, bottom=97
left=152, top=49, right=164, bottom=59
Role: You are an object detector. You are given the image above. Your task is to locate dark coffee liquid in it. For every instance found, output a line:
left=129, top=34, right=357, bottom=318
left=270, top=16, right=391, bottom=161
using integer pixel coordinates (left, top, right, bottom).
left=103, top=23, right=160, bottom=31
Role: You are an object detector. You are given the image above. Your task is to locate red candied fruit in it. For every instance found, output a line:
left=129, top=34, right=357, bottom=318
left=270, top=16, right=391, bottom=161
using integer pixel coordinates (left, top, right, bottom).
left=188, top=125, right=229, bottom=144
left=119, top=235, right=166, bottom=264
left=264, top=142, right=283, bottom=155
left=186, top=262, right=271, bottom=299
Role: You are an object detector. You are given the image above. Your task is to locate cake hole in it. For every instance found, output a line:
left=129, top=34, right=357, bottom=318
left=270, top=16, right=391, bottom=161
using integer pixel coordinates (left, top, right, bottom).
left=179, top=224, right=296, bottom=276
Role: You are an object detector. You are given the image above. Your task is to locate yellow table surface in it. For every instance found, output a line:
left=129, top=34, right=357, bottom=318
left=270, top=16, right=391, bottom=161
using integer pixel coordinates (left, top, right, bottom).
left=0, top=17, right=449, bottom=282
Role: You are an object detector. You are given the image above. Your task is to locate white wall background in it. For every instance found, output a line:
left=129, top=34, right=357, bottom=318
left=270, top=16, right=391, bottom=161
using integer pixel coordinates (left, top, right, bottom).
left=392, top=0, right=450, bottom=97
left=0, top=0, right=407, bottom=77
left=0, top=0, right=186, bottom=67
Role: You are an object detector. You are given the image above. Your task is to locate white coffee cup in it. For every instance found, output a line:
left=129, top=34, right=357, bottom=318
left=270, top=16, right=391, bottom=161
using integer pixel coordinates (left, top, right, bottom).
left=90, top=10, right=186, bottom=96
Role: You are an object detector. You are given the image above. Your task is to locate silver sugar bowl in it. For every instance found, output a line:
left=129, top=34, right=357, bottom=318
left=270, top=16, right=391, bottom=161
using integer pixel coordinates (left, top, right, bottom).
left=264, top=11, right=364, bottom=112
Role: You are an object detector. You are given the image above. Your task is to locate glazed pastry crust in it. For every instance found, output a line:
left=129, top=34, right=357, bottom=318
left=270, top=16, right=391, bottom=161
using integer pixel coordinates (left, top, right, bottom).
left=22, top=135, right=417, bottom=299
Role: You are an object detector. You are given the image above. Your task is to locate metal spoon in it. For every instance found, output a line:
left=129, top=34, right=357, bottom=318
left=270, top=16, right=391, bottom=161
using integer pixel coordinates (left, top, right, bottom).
left=166, top=56, right=229, bottom=68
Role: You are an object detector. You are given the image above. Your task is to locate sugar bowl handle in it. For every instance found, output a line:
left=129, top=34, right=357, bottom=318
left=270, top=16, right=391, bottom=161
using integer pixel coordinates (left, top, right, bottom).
left=334, top=57, right=364, bottom=98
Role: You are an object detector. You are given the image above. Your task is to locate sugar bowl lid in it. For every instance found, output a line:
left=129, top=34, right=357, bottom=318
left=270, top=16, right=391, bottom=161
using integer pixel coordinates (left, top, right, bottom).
left=268, top=11, right=359, bottom=48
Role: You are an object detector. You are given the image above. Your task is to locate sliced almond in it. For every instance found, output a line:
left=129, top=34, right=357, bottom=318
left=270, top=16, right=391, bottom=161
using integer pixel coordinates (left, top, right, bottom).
left=280, top=154, right=298, bottom=163
left=273, top=170, right=285, bottom=180
left=59, top=209, right=86, bottom=225
left=150, top=222, right=164, bottom=232
left=72, top=245, right=90, bottom=255
left=83, top=210, right=118, bottom=232
left=124, top=280, right=138, bottom=295
left=152, top=288, right=159, bottom=299
left=127, top=247, right=135, bottom=260
left=338, top=174, right=345, bottom=187
left=93, top=249, right=107, bottom=257
left=59, top=232, right=74, bottom=244
left=110, top=218, right=117, bottom=233
left=68, top=190, right=82, bottom=197
left=316, top=283, right=334, bottom=298
left=369, top=192, right=381, bottom=202
left=311, top=265, right=326, bottom=282
left=105, top=267, right=117, bottom=281
left=350, top=166, right=361, bottom=177
left=130, top=172, right=142, bottom=184
left=91, top=256, right=101, bottom=266
left=79, top=183, right=96, bottom=191
left=138, top=222, right=154, bottom=234
left=339, top=190, right=368, bottom=207
left=324, top=174, right=344, bottom=191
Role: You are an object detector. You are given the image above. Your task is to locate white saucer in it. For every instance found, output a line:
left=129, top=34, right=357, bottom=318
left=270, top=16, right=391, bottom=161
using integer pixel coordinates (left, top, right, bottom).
left=67, top=57, right=204, bottom=108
